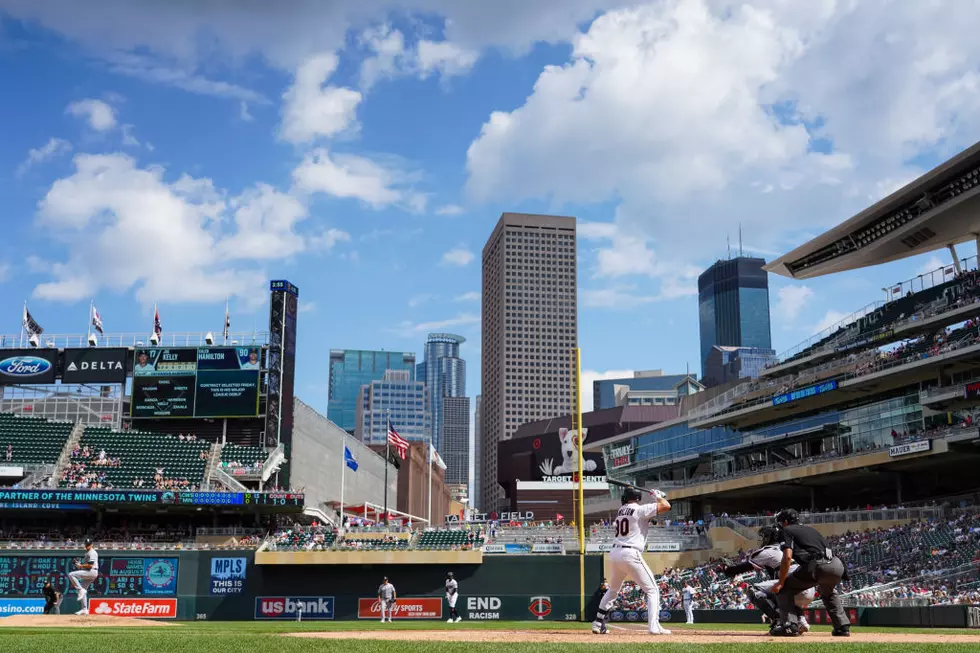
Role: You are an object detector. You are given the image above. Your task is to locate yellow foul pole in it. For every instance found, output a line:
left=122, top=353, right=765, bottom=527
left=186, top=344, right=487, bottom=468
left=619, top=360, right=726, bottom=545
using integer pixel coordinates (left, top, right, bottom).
left=575, top=347, right=585, bottom=621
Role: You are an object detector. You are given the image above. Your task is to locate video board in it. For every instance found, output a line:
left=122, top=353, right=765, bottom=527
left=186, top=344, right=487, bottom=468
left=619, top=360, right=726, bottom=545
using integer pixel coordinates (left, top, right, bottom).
left=131, top=347, right=260, bottom=418
left=0, top=556, right=178, bottom=596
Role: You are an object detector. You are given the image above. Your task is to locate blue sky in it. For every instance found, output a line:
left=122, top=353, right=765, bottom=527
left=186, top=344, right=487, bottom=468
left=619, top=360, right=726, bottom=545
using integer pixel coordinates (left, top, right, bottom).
left=1, top=0, right=980, bottom=418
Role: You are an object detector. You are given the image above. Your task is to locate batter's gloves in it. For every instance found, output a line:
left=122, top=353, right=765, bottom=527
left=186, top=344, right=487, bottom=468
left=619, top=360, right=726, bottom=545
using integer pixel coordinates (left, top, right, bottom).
left=652, top=489, right=668, bottom=500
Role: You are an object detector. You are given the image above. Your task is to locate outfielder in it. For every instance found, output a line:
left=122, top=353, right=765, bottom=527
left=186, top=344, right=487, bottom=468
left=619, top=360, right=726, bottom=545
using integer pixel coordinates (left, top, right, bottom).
left=68, top=539, right=98, bottom=615
left=719, top=525, right=813, bottom=633
left=445, top=571, right=461, bottom=623
left=591, top=487, right=672, bottom=636
left=682, top=582, right=696, bottom=624
left=378, top=576, right=396, bottom=623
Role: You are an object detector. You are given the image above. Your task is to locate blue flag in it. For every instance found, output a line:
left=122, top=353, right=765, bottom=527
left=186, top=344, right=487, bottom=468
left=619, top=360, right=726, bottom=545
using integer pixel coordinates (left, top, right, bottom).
left=344, top=446, right=358, bottom=472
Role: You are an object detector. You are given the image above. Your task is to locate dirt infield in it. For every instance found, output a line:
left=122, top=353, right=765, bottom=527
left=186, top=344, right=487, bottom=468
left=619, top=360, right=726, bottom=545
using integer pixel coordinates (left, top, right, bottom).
left=0, top=614, right=175, bottom=628
left=285, top=627, right=980, bottom=645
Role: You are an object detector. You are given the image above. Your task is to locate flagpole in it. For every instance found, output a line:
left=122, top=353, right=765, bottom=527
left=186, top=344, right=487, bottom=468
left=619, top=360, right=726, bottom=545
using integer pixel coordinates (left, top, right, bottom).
left=427, top=439, right=433, bottom=526
left=20, top=301, right=26, bottom=348
left=339, top=437, right=346, bottom=531
left=87, top=300, right=93, bottom=342
left=383, top=410, right=390, bottom=529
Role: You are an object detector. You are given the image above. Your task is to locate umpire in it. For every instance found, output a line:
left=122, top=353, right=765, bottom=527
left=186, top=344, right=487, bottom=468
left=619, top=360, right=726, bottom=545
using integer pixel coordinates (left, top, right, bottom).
left=43, top=581, right=61, bottom=615
left=771, top=508, right=849, bottom=637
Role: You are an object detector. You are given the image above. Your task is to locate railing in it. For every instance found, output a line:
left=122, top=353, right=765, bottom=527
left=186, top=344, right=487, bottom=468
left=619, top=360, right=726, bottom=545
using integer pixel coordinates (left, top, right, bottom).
left=883, top=254, right=978, bottom=303
left=717, top=506, right=945, bottom=529
left=0, top=540, right=259, bottom=551
left=196, top=526, right=264, bottom=537
left=212, top=466, right=248, bottom=492
left=0, top=331, right=270, bottom=349
left=837, top=562, right=980, bottom=608
left=773, top=301, right=885, bottom=364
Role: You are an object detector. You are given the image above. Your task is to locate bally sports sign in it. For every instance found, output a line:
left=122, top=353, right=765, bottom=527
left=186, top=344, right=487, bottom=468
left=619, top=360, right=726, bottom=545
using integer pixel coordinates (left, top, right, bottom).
left=357, top=598, right=442, bottom=619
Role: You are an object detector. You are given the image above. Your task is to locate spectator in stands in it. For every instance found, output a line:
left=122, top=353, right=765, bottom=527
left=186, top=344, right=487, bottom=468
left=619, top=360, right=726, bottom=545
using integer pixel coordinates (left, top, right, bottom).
left=5, top=444, right=11, bottom=461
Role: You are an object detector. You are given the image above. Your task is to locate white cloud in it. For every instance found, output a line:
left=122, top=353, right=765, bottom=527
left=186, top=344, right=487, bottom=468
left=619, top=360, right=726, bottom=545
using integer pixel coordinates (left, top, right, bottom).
left=280, top=53, right=362, bottom=144
left=436, top=204, right=465, bottom=216
left=0, top=263, right=10, bottom=283
left=390, top=312, right=479, bottom=336
left=309, top=227, right=352, bottom=251
left=120, top=124, right=140, bottom=147
left=32, top=152, right=340, bottom=305
left=408, top=293, right=436, bottom=308
left=581, top=369, right=634, bottom=412
left=813, top=309, right=850, bottom=336
left=455, top=291, right=480, bottom=302
left=239, top=101, right=254, bottom=122
left=442, top=246, right=474, bottom=266
left=298, top=301, right=316, bottom=313
left=292, top=148, right=424, bottom=209
left=773, top=285, right=813, bottom=324
left=916, top=255, right=946, bottom=278
left=358, top=24, right=408, bottom=90
left=17, top=138, right=71, bottom=176
left=416, top=39, right=478, bottom=78
left=104, top=52, right=268, bottom=103
left=66, top=98, right=117, bottom=131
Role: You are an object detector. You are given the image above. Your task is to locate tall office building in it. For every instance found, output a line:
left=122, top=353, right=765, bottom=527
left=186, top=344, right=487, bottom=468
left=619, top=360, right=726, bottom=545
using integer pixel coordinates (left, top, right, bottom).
left=472, top=394, right=481, bottom=510
left=328, top=349, right=416, bottom=433
left=481, top=212, right=578, bottom=511
left=355, top=369, right=430, bottom=445
left=417, top=333, right=468, bottom=485
left=698, top=257, right=772, bottom=381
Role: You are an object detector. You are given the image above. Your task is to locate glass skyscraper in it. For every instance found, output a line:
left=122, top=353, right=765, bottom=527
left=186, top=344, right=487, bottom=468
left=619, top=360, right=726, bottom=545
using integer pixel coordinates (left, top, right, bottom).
left=355, top=369, right=431, bottom=445
left=417, top=333, right=469, bottom=487
left=328, top=349, right=416, bottom=433
left=698, top=257, right=772, bottom=382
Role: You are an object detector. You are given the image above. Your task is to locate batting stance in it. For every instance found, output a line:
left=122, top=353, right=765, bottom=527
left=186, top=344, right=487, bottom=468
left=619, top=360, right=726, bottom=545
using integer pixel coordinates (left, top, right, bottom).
left=378, top=576, right=397, bottom=623
left=719, top=526, right=813, bottom=633
left=445, top=571, right=461, bottom=623
left=68, top=539, right=98, bottom=615
left=591, top=487, right=672, bottom=636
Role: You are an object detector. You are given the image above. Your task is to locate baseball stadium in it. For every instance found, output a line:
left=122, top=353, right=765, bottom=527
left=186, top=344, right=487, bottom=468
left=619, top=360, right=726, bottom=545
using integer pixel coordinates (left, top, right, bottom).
left=3, top=150, right=980, bottom=653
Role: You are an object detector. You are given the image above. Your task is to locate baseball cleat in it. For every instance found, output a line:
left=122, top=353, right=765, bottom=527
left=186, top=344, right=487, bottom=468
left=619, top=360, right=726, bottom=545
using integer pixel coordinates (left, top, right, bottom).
left=649, top=626, right=672, bottom=635
left=447, top=618, right=454, bottom=623
left=75, top=609, right=88, bottom=615
left=455, top=617, right=462, bottom=622
left=799, top=619, right=810, bottom=634
left=591, top=622, right=608, bottom=634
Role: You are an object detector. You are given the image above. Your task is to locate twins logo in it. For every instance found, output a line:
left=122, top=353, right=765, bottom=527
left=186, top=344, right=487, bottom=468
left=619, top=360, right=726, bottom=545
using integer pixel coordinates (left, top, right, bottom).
left=528, top=596, right=551, bottom=620
left=538, top=428, right=598, bottom=476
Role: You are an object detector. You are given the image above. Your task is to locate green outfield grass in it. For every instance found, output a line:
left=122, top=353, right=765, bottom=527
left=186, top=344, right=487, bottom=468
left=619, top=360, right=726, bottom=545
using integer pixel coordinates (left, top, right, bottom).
left=2, top=620, right=979, bottom=653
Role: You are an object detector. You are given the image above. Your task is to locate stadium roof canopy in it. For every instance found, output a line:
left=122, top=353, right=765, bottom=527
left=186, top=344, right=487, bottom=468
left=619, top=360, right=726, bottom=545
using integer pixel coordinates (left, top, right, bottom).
left=767, top=140, right=980, bottom=279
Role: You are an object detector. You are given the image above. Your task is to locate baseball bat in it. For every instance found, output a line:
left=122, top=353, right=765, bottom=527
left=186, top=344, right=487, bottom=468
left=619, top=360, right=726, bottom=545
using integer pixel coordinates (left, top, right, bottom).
left=606, top=478, right=653, bottom=495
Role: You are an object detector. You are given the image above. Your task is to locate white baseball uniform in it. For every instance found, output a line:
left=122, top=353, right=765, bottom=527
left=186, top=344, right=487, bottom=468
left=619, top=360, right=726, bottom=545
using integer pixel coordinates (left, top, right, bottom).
left=378, top=582, right=396, bottom=622
left=445, top=577, right=459, bottom=608
left=682, top=585, right=695, bottom=624
left=68, top=548, right=99, bottom=611
left=747, top=545, right=816, bottom=608
left=596, top=500, right=669, bottom=634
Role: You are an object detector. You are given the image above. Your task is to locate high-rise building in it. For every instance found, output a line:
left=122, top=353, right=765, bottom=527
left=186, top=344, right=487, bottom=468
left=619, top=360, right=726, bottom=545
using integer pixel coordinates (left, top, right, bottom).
left=472, top=394, right=481, bottom=510
left=698, top=257, right=772, bottom=380
left=593, top=370, right=699, bottom=411
left=417, top=333, right=468, bottom=486
left=328, top=349, right=416, bottom=433
left=703, top=345, right=778, bottom=387
left=481, top=212, right=578, bottom=511
left=355, top=369, right=430, bottom=446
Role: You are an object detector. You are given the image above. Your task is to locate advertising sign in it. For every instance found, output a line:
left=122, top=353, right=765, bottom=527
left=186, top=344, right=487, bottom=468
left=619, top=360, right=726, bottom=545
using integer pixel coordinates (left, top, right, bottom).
left=62, top=348, right=128, bottom=384
left=89, top=598, right=177, bottom=618
left=888, top=440, right=932, bottom=457
left=532, top=428, right=605, bottom=482
left=141, top=558, right=178, bottom=595
left=0, top=555, right=177, bottom=597
left=772, top=380, right=838, bottom=406
left=0, top=466, right=24, bottom=477
left=481, top=544, right=507, bottom=554
left=609, top=443, right=634, bottom=469
left=0, top=350, right=58, bottom=385
left=131, top=347, right=260, bottom=418
left=255, top=596, right=334, bottom=620
left=531, top=543, right=564, bottom=553
left=646, top=542, right=681, bottom=552
left=0, top=598, right=45, bottom=616
left=357, top=597, right=442, bottom=620
left=210, top=557, right=247, bottom=595
left=465, top=597, right=502, bottom=620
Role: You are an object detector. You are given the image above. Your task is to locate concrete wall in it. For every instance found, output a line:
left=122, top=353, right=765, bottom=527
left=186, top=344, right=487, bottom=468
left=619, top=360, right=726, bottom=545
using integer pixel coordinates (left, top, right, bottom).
left=291, top=398, right=396, bottom=516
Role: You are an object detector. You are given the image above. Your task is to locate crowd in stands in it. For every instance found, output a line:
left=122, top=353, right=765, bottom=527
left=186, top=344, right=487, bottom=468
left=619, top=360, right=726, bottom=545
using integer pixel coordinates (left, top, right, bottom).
left=267, top=523, right=486, bottom=552
left=0, top=522, right=261, bottom=550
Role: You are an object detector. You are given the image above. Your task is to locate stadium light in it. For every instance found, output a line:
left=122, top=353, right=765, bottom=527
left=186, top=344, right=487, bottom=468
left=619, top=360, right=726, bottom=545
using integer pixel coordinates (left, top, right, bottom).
left=28, top=334, right=39, bottom=348
left=88, top=334, right=98, bottom=347
left=205, top=331, right=214, bottom=345
left=149, top=332, right=159, bottom=346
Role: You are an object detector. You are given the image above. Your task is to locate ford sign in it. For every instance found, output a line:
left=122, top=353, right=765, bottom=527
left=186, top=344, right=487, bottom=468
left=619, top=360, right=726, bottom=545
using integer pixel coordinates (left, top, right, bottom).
left=0, top=357, right=53, bottom=378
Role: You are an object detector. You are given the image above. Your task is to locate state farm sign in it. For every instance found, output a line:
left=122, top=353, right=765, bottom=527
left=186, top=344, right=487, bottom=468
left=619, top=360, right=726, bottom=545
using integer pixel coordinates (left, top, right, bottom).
left=357, top=597, right=442, bottom=619
left=90, top=598, right=177, bottom=619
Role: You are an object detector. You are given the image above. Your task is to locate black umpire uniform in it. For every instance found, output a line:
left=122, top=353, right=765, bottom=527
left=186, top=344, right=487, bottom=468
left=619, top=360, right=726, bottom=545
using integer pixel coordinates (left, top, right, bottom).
left=773, top=509, right=849, bottom=636
left=43, top=582, right=61, bottom=615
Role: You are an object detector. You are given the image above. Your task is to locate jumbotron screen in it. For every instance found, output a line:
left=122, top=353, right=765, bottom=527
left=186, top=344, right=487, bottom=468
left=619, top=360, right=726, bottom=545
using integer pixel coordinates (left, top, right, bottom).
left=131, top=347, right=260, bottom=419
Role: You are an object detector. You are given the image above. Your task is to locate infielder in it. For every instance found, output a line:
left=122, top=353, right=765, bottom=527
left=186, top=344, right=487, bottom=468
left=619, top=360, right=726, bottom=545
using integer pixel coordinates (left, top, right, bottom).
left=68, top=539, right=98, bottom=615
left=719, top=526, right=812, bottom=633
left=378, top=576, right=397, bottom=623
left=591, top=487, right=672, bottom=636
left=445, top=571, right=461, bottom=623
left=682, top=582, right=695, bottom=624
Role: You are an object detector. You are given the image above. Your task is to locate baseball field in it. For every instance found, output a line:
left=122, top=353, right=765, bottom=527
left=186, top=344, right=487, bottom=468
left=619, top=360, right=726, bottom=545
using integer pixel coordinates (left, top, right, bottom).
left=2, top=618, right=980, bottom=652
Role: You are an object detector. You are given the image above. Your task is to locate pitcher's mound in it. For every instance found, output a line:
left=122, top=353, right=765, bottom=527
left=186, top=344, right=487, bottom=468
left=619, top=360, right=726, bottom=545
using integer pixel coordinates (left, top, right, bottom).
left=0, top=614, right=174, bottom=628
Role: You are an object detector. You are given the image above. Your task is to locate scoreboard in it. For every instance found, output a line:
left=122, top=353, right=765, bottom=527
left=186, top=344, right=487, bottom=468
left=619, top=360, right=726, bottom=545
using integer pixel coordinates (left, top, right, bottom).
left=0, top=489, right=305, bottom=511
left=0, top=556, right=178, bottom=597
left=132, top=346, right=261, bottom=418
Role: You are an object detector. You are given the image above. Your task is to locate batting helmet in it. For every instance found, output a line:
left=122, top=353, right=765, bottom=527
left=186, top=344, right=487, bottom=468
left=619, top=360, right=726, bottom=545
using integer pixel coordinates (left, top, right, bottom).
left=774, top=508, right=799, bottom=525
left=447, top=572, right=454, bottom=579
left=758, top=525, right=782, bottom=547
left=621, top=487, right=643, bottom=504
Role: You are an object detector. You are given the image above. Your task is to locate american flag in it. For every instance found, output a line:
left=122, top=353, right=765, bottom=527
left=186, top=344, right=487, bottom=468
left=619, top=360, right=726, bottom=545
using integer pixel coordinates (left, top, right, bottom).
left=92, top=305, right=104, bottom=335
left=153, top=305, right=162, bottom=337
left=387, top=420, right=409, bottom=459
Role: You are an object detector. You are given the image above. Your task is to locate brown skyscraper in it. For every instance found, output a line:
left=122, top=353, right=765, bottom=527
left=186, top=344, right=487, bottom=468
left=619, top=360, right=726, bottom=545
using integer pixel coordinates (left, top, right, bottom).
left=480, top=213, right=578, bottom=511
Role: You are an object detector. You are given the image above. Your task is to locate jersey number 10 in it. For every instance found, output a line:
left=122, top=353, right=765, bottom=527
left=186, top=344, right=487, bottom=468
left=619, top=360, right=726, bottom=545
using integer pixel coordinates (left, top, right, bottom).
left=614, top=518, right=630, bottom=537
